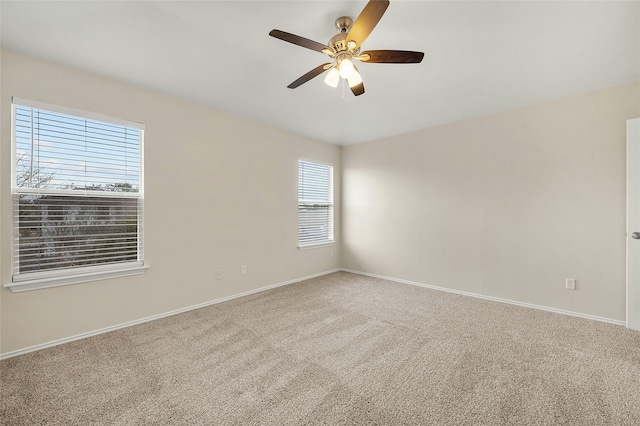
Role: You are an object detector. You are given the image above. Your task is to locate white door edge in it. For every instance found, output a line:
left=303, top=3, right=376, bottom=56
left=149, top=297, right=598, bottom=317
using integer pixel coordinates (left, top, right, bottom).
left=627, top=118, right=640, bottom=331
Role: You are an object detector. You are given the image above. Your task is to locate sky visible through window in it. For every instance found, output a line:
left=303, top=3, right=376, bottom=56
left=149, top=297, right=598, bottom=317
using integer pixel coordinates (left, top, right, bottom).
left=15, top=105, right=141, bottom=192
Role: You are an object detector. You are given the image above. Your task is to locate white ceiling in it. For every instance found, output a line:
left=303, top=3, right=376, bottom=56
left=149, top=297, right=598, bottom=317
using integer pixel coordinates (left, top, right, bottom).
left=1, top=1, right=639, bottom=146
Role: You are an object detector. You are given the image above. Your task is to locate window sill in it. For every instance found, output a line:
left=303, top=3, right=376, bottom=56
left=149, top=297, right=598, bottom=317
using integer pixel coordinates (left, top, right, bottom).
left=4, top=264, right=149, bottom=293
left=298, top=241, right=335, bottom=250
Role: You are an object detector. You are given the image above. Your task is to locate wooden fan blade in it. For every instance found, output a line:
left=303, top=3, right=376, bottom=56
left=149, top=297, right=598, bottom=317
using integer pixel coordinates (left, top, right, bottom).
left=287, top=63, right=333, bottom=89
left=360, top=50, right=424, bottom=64
left=346, top=0, right=390, bottom=47
left=350, top=81, right=365, bottom=96
left=349, top=66, right=365, bottom=96
left=269, top=29, right=330, bottom=53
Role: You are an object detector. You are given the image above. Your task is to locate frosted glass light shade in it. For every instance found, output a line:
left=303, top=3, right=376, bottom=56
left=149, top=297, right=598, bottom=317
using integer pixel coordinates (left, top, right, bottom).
left=324, top=68, right=340, bottom=87
left=347, top=69, right=363, bottom=88
left=339, top=59, right=355, bottom=79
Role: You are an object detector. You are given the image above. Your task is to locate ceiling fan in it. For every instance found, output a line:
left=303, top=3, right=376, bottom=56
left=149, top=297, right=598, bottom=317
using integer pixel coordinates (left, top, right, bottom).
left=269, top=0, right=424, bottom=96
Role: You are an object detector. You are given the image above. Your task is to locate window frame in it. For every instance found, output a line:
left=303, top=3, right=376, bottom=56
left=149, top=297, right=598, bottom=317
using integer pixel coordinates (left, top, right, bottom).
left=297, top=157, right=335, bottom=249
left=5, top=98, right=147, bottom=293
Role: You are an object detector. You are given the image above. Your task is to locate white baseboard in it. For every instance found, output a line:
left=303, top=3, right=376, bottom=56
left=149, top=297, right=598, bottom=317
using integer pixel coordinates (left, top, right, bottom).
left=3, top=268, right=625, bottom=360
left=0, top=269, right=340, bottom=360
left=341, top=269, right=626, bottom=327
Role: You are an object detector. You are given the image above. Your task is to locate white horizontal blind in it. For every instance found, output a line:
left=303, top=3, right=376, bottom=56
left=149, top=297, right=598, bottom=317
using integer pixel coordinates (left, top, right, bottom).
left=12, top=99, right=144, bottom=279
left=298, top=159, right=333, bottom=247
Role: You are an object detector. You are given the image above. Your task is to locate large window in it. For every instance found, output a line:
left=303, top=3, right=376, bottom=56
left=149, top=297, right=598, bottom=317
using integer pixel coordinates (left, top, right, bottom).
left=298, top=159, right=334, bottom=248
left=8, top=98, right=145, bottom=292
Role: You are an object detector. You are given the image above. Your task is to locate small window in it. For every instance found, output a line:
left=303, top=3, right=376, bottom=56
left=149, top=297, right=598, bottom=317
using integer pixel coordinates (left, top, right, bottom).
left=298, top=159, right=334, bottom=248
left=8, top=98, right=145, bottom=291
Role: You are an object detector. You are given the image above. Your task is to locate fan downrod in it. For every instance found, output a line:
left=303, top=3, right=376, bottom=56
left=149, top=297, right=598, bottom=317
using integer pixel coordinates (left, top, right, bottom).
left=330, top=16, right=356, bottom=53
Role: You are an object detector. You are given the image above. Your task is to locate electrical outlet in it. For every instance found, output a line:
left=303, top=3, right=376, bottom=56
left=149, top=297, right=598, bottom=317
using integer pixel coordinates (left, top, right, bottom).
left=565, top=278, right=576, bottom=290
left=241, top=265, right=247, bottom=275
left=216, top=269, right=222, bottom=280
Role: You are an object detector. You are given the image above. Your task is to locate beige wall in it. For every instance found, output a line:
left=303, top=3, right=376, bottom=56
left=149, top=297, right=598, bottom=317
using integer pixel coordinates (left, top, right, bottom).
left=2, top=49, right=638, bottom=356
left=0, top=50, right=341, bottom=355
left=342, top=82, right=640, bottom=322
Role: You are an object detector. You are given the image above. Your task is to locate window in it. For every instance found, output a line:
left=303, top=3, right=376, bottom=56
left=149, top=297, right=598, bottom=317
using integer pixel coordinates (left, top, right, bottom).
left=298, top=159, right=334, bottom=248
left=7, top=98, right=145, bottom=292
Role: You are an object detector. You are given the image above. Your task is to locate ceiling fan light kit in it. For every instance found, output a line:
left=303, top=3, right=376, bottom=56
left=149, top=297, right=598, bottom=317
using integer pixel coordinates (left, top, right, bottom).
left=338, top=57, right=355, bottom=79
left=324, top=68, right=340, bottom=88
left=269, top=0, right=424, bottom=97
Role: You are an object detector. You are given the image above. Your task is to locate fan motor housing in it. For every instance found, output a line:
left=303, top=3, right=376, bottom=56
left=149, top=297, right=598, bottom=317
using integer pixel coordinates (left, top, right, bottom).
left=329, top=34, right=348, bottom=52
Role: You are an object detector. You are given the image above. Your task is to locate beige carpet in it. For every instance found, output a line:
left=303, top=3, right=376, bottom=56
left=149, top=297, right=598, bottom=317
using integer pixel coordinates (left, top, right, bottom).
left=1, top=272, right=640, bottom=425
